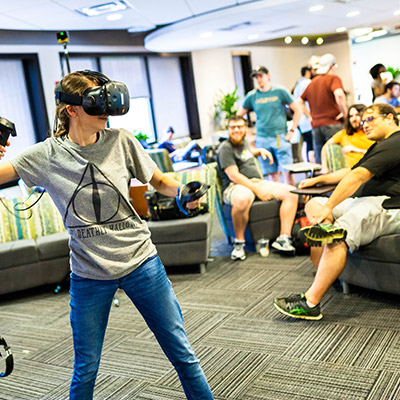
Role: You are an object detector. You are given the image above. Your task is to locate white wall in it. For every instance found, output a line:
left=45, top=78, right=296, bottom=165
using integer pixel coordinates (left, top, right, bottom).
left=351, top=35, right=400, bottom=106
left=192, top=39, right=354, bottom=143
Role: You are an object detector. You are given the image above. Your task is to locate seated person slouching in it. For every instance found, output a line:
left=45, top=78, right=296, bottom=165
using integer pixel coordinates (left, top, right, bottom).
left=319, top=104, right=374, bottom=174
left=217, top=115, right=299, bottom=261
left=373, top=81, right=400, bottom=113
left=274, top=104, right=400, bottom=321
left=158, top=126, right=202, bottom=163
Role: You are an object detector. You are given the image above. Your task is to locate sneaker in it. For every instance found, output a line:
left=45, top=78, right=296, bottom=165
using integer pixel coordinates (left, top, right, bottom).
left=231, top=241, right=246, bottom=261
left=299, top=223, right=347, bottom=247
left=273, top=293, right=323, bottom=320
left=271, top=235, right=296, bottom=254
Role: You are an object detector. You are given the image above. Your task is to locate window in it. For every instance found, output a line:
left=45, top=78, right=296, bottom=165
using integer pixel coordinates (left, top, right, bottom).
left=0, top=57, right=46, bottom=162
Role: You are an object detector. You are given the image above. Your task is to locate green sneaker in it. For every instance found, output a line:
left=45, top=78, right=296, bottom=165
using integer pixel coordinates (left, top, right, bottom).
left=274, top=293, right=323, bottom=320
left=299, top=223, right=347, bottom=247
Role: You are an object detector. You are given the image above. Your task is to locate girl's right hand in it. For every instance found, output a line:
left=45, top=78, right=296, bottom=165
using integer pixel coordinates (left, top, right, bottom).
left=0, top=141, right=10, bottom=160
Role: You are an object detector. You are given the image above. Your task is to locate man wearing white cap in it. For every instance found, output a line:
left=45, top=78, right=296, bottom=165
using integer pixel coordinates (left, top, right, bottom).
left=300, top=53, right=348, bottom=164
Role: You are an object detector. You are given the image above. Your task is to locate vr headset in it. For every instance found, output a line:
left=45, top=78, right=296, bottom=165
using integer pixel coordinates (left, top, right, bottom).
left=55, top=70, right=130, bottom=116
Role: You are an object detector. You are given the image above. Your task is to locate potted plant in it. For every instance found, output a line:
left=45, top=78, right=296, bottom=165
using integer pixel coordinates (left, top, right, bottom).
left=386, top=66, right=400, bottom=80
left=213, top=86, right=240, bottom=130
left=133, top=130, right=149, bottom=148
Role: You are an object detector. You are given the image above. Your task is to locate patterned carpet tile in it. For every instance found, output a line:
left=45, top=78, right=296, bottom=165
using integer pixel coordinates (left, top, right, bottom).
left=284, top=324, right=400, bottom=369
left=321, top=292, right=400, bottom=330
left=244, top=356, right=380, bottom=400
left=178, top=287, right=264, bottom=314
left=0, top=360, right=71, bottom=400
left=193, top=267, right=286, bottom=292
left=366, top=370, right=400, bottom=400
left=157, top=346, right=274, bottom=399
left=98, top=336, right=174, bottom=382
left=199, top=316, right=307, bottom=356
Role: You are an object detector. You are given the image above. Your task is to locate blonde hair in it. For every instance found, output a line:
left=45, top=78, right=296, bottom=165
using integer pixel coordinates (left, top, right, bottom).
left=54, top=72, right=101, bottom=137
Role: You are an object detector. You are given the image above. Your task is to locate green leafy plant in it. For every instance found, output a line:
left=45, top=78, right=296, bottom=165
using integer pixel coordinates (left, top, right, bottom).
left=386, top=66, right=400, bottom=79
left=213, top=87, right=240, bottom=128
left=133, top=130, right=149, bottom=142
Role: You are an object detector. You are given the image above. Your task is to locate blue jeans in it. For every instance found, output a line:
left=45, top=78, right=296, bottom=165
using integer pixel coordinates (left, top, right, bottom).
left=311, top=123, right=343, bottom=163
left=69, top=255, right=213, bottom=399
left=255, top=134, right=293, bottom=175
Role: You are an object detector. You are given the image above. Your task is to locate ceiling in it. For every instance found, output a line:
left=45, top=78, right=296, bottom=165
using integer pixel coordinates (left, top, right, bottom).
left=1, top=0, right=399, bottom=51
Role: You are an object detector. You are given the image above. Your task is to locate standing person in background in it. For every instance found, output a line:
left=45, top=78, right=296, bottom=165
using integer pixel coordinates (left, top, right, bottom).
left=319, top=104, right=374, bottom=174
left=237, top=66, right=303, bottom=186
left=369, top=63, right=387, bottom=101
left=292, top=66, right=315, bottom=163
left=374, top=81, right=400, bottom=113
left=300, top=53, right=348, bottom=164
left=0, top=71, right=214, bottom=400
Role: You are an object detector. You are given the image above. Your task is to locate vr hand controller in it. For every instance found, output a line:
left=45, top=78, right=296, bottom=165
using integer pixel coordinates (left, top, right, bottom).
left=176, top=181, right=210, bottom=216
left=0, top=336, right=13, bottom=378
left=0, top=117, right=17, bottom=147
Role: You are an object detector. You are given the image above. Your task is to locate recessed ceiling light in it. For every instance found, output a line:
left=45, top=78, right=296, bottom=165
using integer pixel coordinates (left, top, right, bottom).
left=309, top=5, right=324, bottom=12
left=350, top=27, right=373, bottom=37
left=248, top=34, right=260, bottom=40
left=394, top=10, right=400, bottom=16
left=370, top=29, right=387, bottom=38
left=127, top=24, right=156, bottom=33
left=336, top=26, right=347, bottom=33
left=284, top=36, right=292, bottom=44
left=301, top=37, right=309, bottom=45
left=79, top=1, right=128, bottom=17
left=347, top=10, right=360, bottom=17
left=355, top=35, right=372, bottom=43
left=316, top=37, right=324, bottom=45
left=107, top=13, right=123, bottom=21
left=200, top=32, right=213, bottom=39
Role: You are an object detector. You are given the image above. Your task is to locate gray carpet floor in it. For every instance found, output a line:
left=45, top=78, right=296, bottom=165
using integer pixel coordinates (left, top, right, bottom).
left=1, top=218, right=400, bottom=399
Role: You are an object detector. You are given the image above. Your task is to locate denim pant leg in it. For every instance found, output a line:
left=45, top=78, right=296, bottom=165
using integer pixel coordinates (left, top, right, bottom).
left=121, top=255, right=213, bottom=400
left=69, top=273, right=118, bottom=400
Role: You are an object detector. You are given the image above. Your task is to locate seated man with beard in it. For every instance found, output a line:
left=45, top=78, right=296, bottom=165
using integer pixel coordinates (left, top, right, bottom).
left=218, top=115, right=299, bottom=261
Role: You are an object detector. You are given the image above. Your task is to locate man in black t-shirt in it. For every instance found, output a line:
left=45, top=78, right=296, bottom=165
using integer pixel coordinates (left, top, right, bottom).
left=274, top=104, right=400, bottom=320
left=218, top=116, right=299, bottom=261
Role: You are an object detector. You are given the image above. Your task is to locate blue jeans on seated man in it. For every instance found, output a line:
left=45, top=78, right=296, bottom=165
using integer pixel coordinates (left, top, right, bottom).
left=69, top=254, right=213, bottom=400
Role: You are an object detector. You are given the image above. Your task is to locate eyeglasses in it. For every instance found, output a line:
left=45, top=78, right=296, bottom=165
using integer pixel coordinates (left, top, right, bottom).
left=228, top=124, right=246, bottom=130
left=360, top=114, right=386, bottom=127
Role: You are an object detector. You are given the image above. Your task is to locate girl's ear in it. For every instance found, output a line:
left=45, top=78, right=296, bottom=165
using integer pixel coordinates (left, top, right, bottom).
left=66, top=105, right=78, bottom=117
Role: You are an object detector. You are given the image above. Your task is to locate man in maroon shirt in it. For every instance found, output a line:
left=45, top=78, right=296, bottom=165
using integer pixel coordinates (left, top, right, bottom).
left=300, top=53, right=348, bottom=163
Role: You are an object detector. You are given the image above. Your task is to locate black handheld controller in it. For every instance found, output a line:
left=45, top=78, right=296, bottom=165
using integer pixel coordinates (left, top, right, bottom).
left=0, top=117, right=17, bottom=147
left=177, top=181, right=210, bottom=216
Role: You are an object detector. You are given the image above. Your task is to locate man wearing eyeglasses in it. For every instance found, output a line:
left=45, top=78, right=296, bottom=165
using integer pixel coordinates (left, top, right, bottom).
left=218, top=115, right=299, bottom=261
left=274, top=104, right=400, bottom=320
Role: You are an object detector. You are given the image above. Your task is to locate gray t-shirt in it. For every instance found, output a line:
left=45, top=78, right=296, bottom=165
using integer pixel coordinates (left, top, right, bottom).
left=218, top=139, right=262, bottom=192
left=11, top=128, right=158, bottom=280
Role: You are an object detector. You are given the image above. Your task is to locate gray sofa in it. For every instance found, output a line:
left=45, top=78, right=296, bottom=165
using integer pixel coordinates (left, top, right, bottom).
left=0, top=231, right=70, bottom=296
left=340, top=233, right=400, bottom=295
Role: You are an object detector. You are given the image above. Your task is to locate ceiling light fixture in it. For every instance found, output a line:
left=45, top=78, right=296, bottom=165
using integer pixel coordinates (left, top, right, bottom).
left=370, top=29, right=388, bottom=37
left=309, top=5, right=324, bottom=12
left=355, top=35, right=372, bottom=43
left=200, top=32, right=213, bottom=39
left=336, top=26, right=347, bottom=32
left=316, top=37, right=324, bottom=45
left=248, top=34, right=260, bottom=40
left=79, top=1, right=128, bottom=17
left=301, top=37, right=309, bottom=44
left=347, top=10, right=360, bottom=17
left=106, top=13, right=123, bottom=21
left=284, top=36, right=292, bottom=44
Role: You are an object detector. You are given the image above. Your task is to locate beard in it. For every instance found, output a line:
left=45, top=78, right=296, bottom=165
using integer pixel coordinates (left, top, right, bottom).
left=230, top=136, right=245, bottom=147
